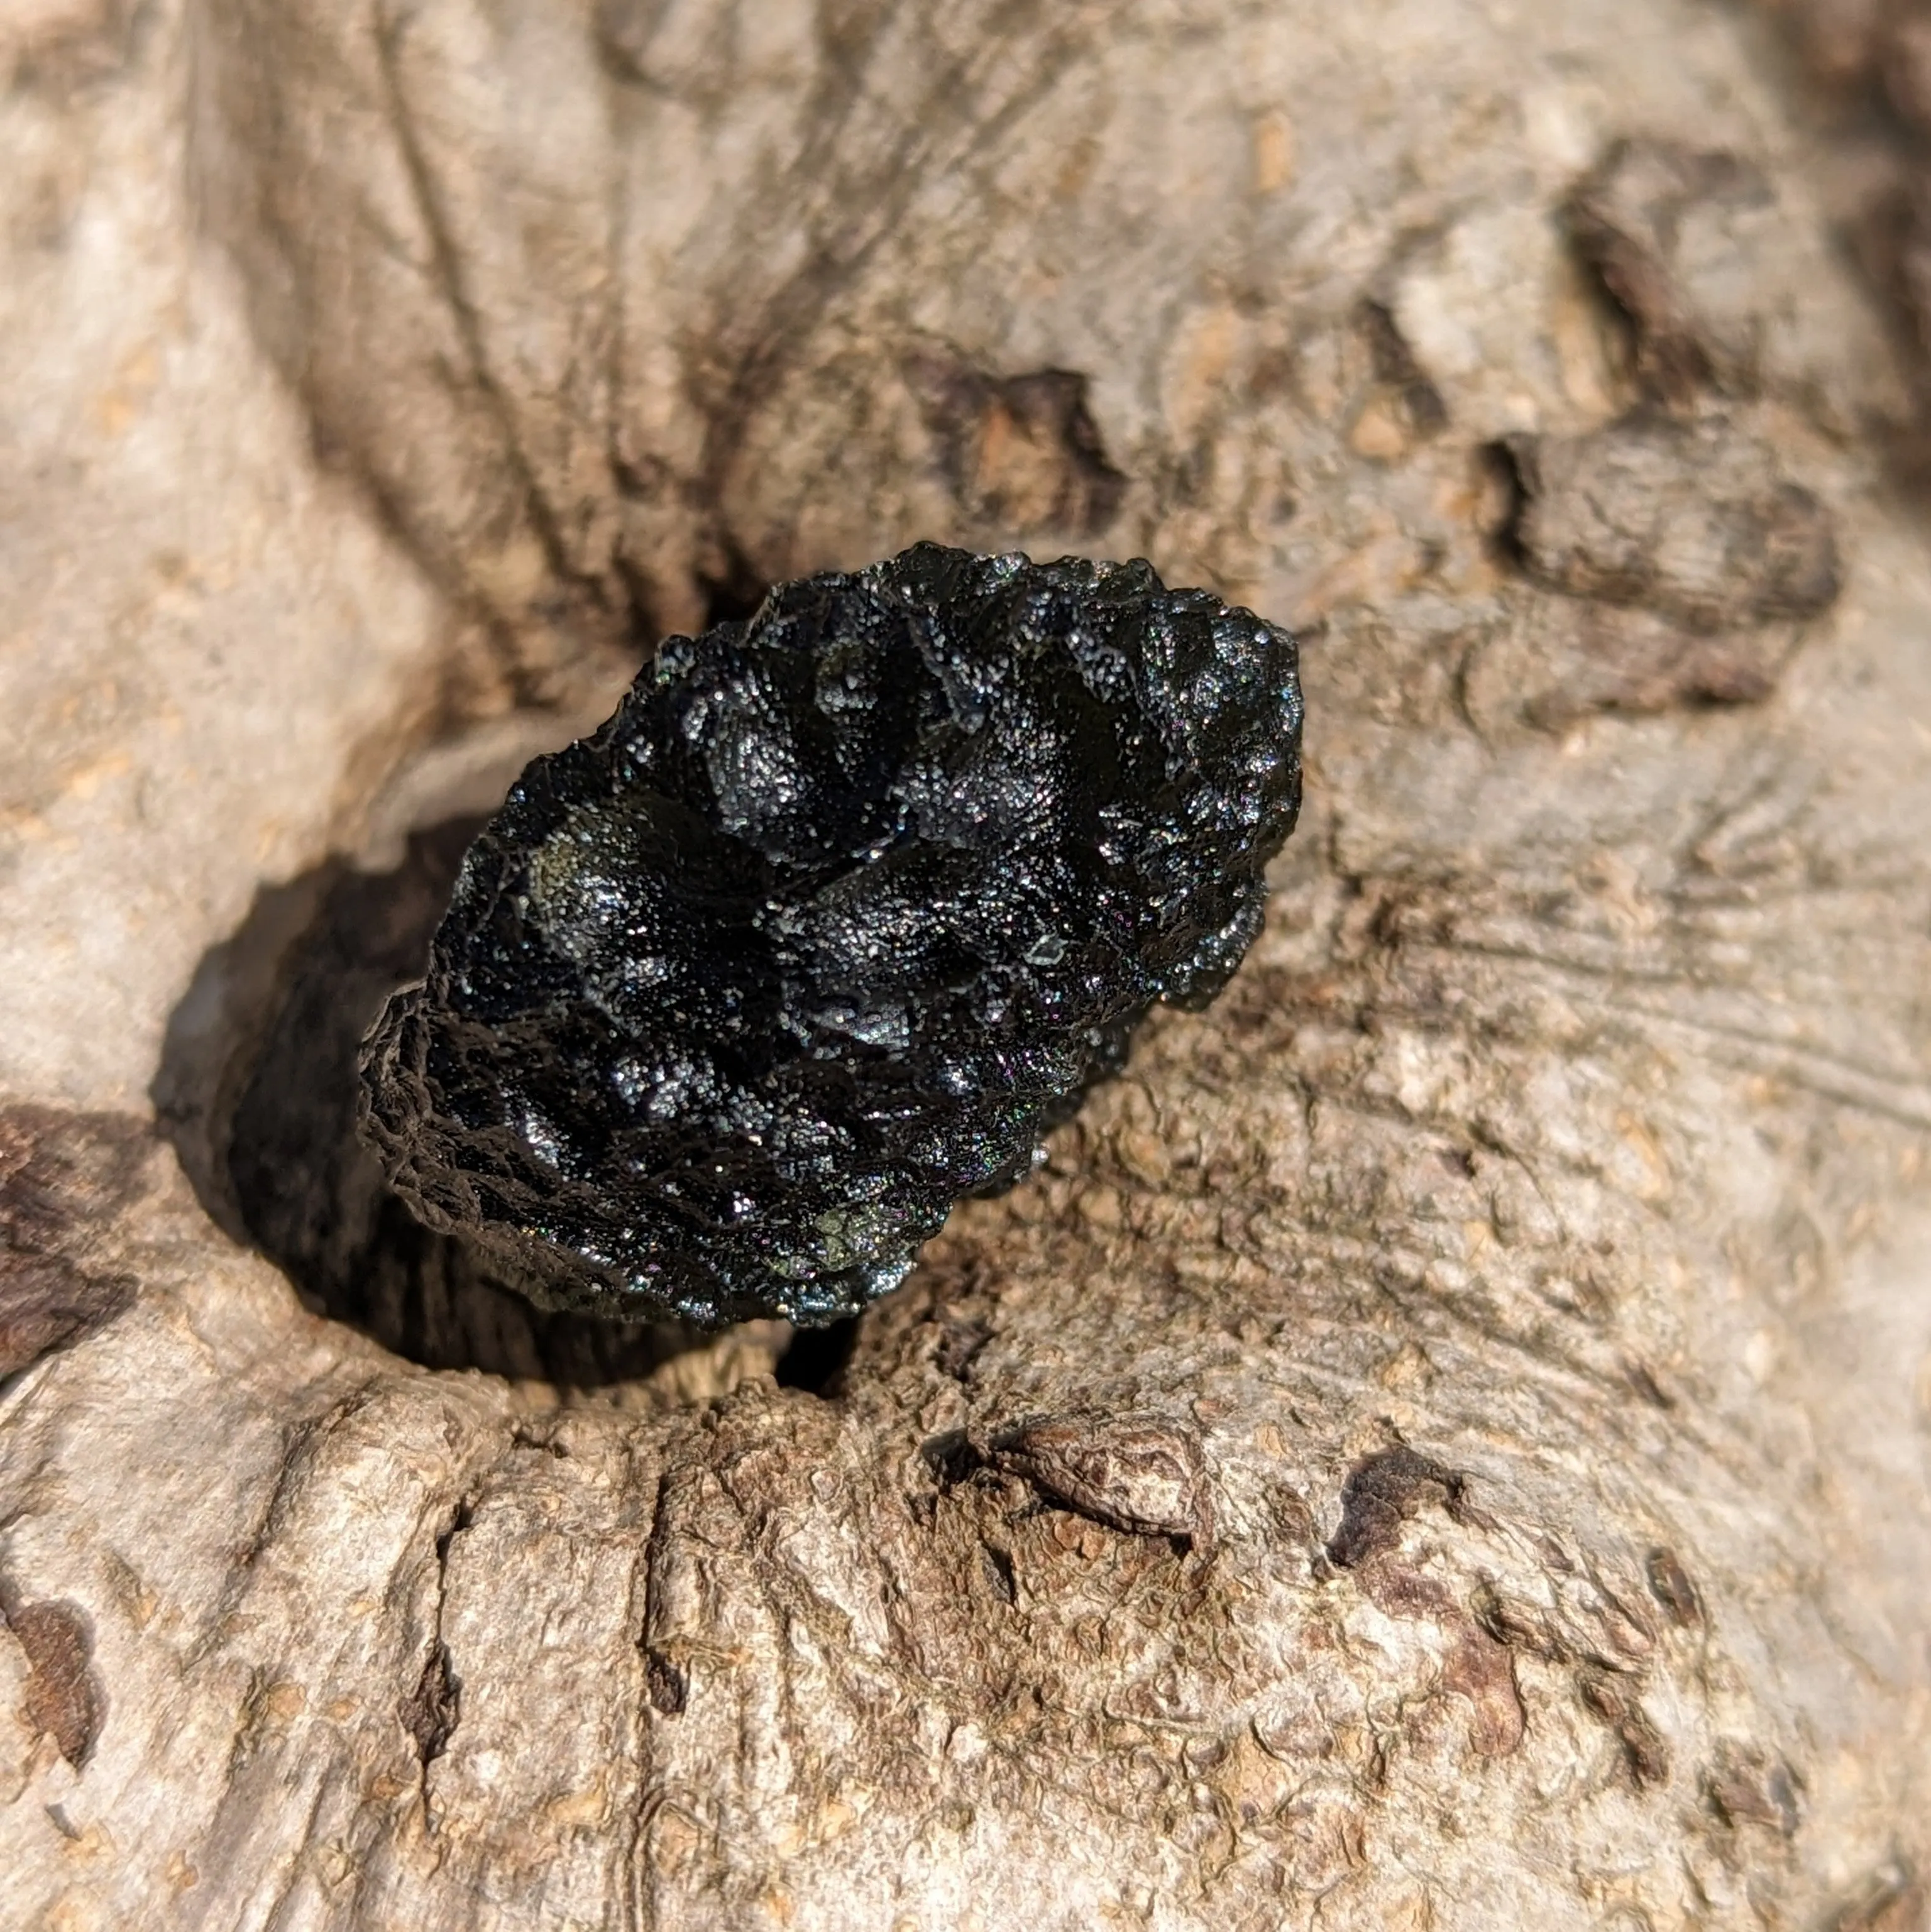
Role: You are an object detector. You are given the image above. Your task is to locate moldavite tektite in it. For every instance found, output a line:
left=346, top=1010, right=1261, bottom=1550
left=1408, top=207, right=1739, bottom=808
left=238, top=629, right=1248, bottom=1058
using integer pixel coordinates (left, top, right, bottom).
left=358, top=544, right=1303, bottom=1327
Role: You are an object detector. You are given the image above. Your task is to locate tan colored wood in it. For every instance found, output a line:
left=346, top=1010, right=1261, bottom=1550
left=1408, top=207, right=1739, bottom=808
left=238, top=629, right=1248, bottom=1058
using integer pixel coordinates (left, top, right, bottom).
left=3, top=0, right=1928, bottom=1925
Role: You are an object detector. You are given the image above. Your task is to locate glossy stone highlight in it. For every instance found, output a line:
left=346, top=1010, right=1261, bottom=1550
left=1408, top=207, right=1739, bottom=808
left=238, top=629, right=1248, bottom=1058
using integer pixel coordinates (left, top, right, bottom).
left=358, top=543, right=1302, bottom=1326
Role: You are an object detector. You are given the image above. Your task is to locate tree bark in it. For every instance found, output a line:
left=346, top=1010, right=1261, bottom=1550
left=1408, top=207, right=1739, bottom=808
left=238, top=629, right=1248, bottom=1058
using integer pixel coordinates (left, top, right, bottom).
left=3, top=0, right=1930, bottom=1926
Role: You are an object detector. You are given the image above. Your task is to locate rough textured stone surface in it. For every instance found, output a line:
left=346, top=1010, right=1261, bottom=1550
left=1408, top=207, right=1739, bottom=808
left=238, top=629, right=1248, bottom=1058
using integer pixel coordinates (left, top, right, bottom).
left=3, top=0, right=1930, bottom=1928
left=360, top=545, right=1302, bottom=1325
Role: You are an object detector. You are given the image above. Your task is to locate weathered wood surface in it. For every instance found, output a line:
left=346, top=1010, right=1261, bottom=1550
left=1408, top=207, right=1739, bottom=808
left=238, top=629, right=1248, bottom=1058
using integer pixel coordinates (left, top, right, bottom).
left=3, top=0, right=1930, bottom=1926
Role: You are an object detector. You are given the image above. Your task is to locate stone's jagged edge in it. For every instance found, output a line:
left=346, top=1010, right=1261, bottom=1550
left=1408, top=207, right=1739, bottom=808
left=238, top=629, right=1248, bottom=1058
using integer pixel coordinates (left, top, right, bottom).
left=358, top=542, right=1303, bottom=1327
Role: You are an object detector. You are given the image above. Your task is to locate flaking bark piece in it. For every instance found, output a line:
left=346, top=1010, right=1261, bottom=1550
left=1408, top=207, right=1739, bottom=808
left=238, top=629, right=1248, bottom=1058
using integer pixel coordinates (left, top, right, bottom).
left=359, top=543, right=1302, bottom=1328
left=1502, top=417, right=1840, bottom=633
left=971, top=1410, right=1216, bottom=1556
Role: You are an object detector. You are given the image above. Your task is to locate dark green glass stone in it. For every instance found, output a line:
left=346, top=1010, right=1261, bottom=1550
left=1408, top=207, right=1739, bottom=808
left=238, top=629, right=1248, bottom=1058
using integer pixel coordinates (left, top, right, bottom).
left=358, top=543, right=1302, bottom=1327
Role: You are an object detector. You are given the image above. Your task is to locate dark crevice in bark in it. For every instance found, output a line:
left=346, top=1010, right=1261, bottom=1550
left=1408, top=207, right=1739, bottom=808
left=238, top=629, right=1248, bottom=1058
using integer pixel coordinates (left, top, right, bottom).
left=905, top=354, right=1130, bottom=535
left=1578, top=1666, right=1673, bottom=1787
left=401, top=1492, right=473, bottom=1794
left=401, top=1642, right=461, bottom=1769
left=642, top=1648, right=687, bottom=1715
left=774, top=1316, right=861, bottom=1397
left=696, top=546, right=772, bottom=628
left=1356, top=299, right=1450, bottom=442
left=1477, top=437, right=1532, bottom=573
left=154, top=818, right=708, bottom=1386
left=977, top=1542, right=1016, bottom=1605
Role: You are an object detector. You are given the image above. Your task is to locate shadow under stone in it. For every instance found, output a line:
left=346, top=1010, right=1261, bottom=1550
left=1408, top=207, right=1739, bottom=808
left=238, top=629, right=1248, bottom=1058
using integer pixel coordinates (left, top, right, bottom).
left=153, top=818, right=712, bottom=1385
left=773, top=1314, right=861, bottom=1396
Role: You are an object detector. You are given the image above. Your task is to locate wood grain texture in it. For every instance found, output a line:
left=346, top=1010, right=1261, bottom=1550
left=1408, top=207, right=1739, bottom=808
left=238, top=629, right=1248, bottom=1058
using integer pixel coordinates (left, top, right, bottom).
left=1, top=0, right=1929, bottom=1926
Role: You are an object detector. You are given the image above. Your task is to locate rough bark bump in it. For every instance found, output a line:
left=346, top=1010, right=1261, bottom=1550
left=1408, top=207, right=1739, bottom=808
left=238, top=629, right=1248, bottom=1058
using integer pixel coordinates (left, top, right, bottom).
left=0, top=1593, right=105, bottom=1772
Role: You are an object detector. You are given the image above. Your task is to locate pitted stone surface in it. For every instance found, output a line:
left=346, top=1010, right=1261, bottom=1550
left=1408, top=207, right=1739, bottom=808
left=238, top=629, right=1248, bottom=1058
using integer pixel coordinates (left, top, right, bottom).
left=360, top=544, right=1302, bottom=1324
